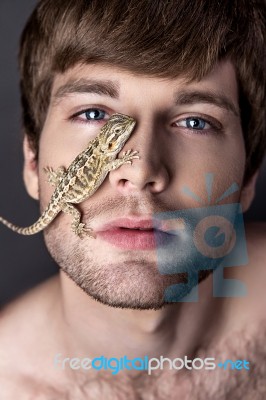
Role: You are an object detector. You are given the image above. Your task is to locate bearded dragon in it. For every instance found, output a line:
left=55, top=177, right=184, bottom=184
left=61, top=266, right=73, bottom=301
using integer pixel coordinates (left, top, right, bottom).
left=0, top=113, right=139, bottom=238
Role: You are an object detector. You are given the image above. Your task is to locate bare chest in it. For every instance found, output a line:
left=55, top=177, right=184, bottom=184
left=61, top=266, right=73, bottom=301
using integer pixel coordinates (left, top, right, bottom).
left=2, top=334, right=266, bottom=400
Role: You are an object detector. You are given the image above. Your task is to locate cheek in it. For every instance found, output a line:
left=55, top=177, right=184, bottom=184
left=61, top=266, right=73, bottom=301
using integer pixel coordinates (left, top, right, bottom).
left=38, top=125, right=86, bottom=207
left=174, top=134, right=246, bottom=205
left=39, top=132, right=77, bottom=168
left=38, top=110, right=91, bottom=169
left=209, top=137, right=246, bottom=189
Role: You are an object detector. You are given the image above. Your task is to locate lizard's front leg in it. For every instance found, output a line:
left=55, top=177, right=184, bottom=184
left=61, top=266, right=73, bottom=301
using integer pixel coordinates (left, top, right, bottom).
left=61, top=203, right=95, bottom=238
left=104, top=149, right=140, bottom=172
left=44, top=166, right=66, bottom=187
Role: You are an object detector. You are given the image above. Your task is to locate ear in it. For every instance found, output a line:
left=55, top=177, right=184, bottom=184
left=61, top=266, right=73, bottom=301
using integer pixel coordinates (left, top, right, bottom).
left=240, top=171, right=259, bottom=212
left=23, top=136, right=39, bottom=200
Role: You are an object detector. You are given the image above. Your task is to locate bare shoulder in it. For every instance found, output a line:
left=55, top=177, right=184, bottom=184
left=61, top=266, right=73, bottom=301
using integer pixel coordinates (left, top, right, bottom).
left=0, top=275, right=61, bottom=394
left=0, top=274, right=60, bottom=335
left=222, top=221, right=266, bottom=324
left=0, top=273, right=60, bottom=349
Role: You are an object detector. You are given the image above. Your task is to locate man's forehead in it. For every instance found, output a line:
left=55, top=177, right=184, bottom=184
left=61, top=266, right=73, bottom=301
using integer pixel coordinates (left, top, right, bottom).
left=53, top=59, right=228, bottom=82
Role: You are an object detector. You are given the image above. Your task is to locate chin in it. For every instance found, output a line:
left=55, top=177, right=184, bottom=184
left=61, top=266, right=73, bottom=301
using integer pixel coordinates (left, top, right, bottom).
left=60, top=266, right=190, bottom=310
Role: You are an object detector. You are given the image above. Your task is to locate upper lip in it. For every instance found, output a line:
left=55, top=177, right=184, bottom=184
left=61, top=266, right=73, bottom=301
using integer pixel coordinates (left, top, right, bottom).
left=95, top=217, right=164, bottom=232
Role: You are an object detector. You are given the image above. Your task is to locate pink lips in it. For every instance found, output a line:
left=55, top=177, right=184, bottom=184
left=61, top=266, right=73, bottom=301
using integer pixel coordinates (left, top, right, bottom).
left=95, top=218, right=171, bottom=250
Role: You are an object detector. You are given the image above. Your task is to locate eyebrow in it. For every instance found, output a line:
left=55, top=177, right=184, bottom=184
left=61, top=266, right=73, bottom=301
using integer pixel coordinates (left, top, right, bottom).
left=52, top=78, right=239, bottom=117
left=174, top=90, right=239, bottom=117
left=52, top=78, right=120, bottom=105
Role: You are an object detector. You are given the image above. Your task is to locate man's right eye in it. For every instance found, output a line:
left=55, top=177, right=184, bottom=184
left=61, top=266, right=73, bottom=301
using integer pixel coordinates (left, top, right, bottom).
left=83, top=109, right=106, bottom=120
left=70, top=108, right=108, bottom=124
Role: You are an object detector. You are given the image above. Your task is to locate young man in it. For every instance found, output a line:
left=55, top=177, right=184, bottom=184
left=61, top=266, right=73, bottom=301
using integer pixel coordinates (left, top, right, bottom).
left=0, top=0, right=265, bottom=398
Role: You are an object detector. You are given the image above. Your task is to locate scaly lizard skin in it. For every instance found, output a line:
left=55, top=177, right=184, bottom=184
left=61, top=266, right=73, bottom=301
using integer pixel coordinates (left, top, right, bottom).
left=0, top=113, right=139, bottom=238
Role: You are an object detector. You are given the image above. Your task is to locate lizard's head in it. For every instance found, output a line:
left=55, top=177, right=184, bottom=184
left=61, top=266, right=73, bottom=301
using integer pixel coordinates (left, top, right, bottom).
left=99, top=113, right=136, bottom=154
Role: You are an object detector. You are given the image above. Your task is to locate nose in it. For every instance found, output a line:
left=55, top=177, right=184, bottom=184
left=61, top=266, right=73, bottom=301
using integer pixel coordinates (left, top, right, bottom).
left=108, top=120, right=170, bottom=195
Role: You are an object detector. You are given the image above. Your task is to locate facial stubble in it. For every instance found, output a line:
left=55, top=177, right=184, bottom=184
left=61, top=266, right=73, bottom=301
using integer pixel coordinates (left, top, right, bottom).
left=42, top=194, right=187, bottom=310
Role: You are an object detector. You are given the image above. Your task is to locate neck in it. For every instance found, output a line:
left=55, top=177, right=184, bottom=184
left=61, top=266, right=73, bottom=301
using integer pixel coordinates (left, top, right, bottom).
left=56, top=272, right=215, bottom=362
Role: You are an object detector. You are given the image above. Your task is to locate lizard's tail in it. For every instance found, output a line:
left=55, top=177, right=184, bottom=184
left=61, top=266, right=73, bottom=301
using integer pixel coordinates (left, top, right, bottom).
left=0, top=208, right=59, bottom=235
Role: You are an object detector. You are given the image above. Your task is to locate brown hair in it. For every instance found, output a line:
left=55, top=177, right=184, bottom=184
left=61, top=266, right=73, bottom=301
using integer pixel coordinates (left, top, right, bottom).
left=19, top=0, right=265, bottom=182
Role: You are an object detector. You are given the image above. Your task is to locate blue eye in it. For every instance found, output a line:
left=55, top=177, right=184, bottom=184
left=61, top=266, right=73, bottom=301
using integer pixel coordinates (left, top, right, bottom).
left=174, top=115, right=222, bottom=134
left=185, top=117, right=207, bottom=130
left=174, top=116, right=214, bottom=131
left=70, top=108, right=108, bottom=124
left=84, top=109, right=106, bottom=120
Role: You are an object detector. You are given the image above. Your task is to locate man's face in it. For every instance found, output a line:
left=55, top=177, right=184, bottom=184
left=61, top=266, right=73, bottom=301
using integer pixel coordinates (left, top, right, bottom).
left=36, top=60, right=246, bottom=309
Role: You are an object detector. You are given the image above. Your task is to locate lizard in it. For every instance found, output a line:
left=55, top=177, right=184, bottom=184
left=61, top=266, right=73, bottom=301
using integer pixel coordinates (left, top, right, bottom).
left=0, top=113, right=139, bottom=238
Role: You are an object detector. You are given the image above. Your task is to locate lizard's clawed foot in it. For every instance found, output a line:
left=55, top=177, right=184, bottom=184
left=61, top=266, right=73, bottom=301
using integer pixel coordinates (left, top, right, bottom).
left=121, top=149, right=140, bottom=165
left=73, top=222, right=96, bottom=239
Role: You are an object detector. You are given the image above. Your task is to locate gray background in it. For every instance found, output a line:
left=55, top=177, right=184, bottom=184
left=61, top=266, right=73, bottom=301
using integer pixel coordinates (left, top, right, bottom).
left=0, top=0, right=265, bottom=305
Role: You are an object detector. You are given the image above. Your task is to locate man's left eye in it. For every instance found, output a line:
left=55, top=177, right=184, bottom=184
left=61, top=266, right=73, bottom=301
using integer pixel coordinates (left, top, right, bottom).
left=175, top=117, right=211, bottom=130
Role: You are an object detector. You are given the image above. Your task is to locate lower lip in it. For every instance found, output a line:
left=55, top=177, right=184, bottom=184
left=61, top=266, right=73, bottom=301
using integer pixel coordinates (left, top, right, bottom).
left=96, top=228, right=172, bottom=250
